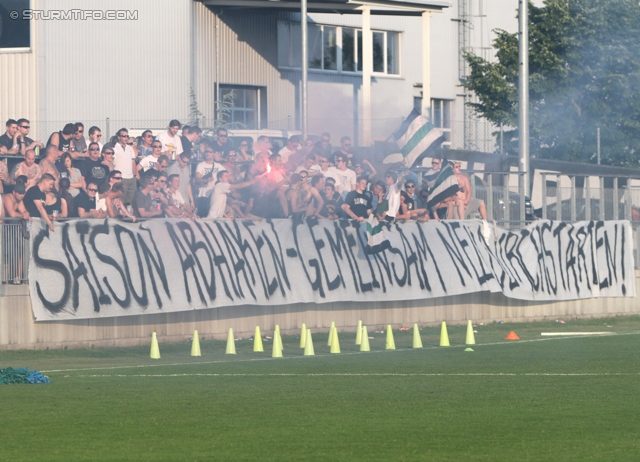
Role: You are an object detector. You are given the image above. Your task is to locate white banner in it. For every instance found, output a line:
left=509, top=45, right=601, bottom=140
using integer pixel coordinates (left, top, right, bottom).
left=28, top=219, right=635, bottom=321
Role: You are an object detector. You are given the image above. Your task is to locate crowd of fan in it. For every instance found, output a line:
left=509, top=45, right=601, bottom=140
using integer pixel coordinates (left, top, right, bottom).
left=0, top=118, right=487, bottom=233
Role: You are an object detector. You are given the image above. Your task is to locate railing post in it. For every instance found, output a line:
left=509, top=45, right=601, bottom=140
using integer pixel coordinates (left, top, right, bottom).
left=487, top=173, right=493, bottom=221
left=584, top=175, right=591, bottom=222
left=556, top=174, right=562, bottom=221
left=570, top=175, right=576, bottom=222
left=613, top=177, right=619, bottom=220
left=519, top=172, right=525, bottom=223
left=503, top=173, right=510, bottom=224
left=541, top=173, right=547, bottom=220
left=106, top=117, right=111, bottom=140
left=625, top=180, right=632, bottom=221
left=599, top=176, right=605, bottom=221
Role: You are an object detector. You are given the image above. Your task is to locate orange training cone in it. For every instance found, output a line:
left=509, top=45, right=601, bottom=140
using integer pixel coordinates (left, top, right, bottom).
left=505, top=331, right=520, bottom=340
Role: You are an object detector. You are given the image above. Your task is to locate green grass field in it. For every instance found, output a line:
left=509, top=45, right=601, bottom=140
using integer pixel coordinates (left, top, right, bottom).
left=2, top=316, right=640, bottom=461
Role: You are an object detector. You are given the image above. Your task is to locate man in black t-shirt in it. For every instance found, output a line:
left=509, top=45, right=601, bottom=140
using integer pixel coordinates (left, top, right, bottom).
left=342, top=177, right=372, bottom=221
left=0, top=119, right=20, bottom=155
left=79, top=142, right=110, bottom=186
left=180, top=126, right=201, bottom=157
left=23, top=173, right=56, bottom=231
left=75, top=181, right=107, bottom=218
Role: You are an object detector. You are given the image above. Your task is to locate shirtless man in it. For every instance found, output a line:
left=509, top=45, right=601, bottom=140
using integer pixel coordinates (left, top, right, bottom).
left=38, top=145, right=61, bottom=188
left=450, top=161, right=487, bottom=220
left=295, top=170, right=324, bottom=218
left=3, top=183, right=29, bottom=219
left=12, top=149, right=41, bottom=190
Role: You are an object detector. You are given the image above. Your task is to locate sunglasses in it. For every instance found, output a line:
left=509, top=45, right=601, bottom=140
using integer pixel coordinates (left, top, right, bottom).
left=205, top=149, right=215, bottom=154
left=158, top=180, right=166, bottom=183
left=95, top=134, right=102, bottom=138
left=77, top=130, right=84, bottom=134
left=20, top=126, right=30, bottom=129
left=118, top=134, right=128, bottom=138
left=406, top=185, right=415, bottom=188
left=152, top=145, right=162, bottom=148
left=113, top=177, right=123, bottom=180
left=103, top=151, right=114, bottom=155
left=432, top=161, right=440, bottom=165
left=88, top=188, right=98, bottom=192
left=89, top=148, right=100, bottom=151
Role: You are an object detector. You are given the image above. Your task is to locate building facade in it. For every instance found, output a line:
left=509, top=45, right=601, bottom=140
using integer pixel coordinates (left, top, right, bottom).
left=0, top=0, right=523, bottom=149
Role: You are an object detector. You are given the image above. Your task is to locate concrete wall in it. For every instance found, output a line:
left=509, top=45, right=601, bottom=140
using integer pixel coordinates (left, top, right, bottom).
left=2, top=273, right=639, bottom=350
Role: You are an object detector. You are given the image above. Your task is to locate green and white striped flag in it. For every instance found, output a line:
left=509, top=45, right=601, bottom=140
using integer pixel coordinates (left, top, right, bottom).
left=426, top=163, right=460, bottom=209
left=364, top=215, right=390, bottom=255
left=385, top=109, right=445, bottom=168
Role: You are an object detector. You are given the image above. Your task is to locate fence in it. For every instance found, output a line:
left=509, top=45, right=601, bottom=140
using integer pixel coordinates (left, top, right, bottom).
left=28, top=117, right=500, bottom=151
left=0, top=219, right=30, bottom=289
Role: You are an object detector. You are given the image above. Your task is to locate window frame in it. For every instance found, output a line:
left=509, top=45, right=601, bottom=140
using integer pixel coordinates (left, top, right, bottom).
left=0, top=0, right=32, bottom=53
left=277, top=20, right=401, bottom=77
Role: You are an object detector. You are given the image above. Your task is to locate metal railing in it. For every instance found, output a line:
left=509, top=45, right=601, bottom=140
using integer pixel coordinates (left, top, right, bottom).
left=0, top=219, right=30, bottom=289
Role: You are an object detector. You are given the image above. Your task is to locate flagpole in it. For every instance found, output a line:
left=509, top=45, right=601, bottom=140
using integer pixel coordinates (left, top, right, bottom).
left=301, top=0, right=308, bottom=140
left=518, top=0, right=529, bottom=197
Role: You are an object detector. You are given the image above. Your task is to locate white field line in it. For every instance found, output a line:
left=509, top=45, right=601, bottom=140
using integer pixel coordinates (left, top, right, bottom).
left=540, top=332, right=612, bottom=336
left=64, top=372, right=639, bottom=378
left=42, top=331, right=639, bottom=374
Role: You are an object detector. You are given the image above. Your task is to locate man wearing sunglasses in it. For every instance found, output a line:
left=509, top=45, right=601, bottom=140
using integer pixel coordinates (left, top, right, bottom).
left=75, top=180, right=107, bottom=219
left=79, top=142, right=110, bottom=187
left=15, top=119, right=44, bottom=154
left=214, top=127, right=234, bottom=155
left=195, top=142, right=224, bottom=216
left=112, top=128, right=138, bottom=204
left=70, top=122, right=88, bottom=157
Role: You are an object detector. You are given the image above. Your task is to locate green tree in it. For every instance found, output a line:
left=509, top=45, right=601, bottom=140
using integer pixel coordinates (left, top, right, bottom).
left=463, top=0, right=640, bottom=167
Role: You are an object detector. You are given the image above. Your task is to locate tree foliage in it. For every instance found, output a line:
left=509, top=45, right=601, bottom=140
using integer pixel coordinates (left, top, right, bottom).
left=463, top=0, right=640, bottom=167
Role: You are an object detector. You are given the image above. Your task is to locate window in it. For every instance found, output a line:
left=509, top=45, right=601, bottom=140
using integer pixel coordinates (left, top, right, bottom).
left=278, top=21, right=399, bottom=75
left=220, top=86, right=264, bottom=130
left=0, top=0, right=30, bottom=50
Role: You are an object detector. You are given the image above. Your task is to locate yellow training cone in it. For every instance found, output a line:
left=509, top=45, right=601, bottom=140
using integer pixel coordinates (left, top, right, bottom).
left=226, top=328, right=236, bottom=354
left=304, top=328, right=315, bottom=356
left=385, top=325, right=396, bottom=350
left=150, top=332, right=161, bottom=359
left=465, top=320, right=476, bottom=345
left=275, top=325, right=283, bottom=351
left=330, top=328, right=341, bottom=354
left=327, top=321, right=336, bottom=346
left=300, top=323, right=307, bottom=348
left=253, top=326, right=264, bottom=352
left=440, top=321, right=450, bottom=347
left=360, top=326, right=370, bottom=352
left=355, top=320, right=363, bottom=345
left=412, top=323, right=423, bottom=349
left=272, top=332, right=283, bottom=358
left=191, top=330, right=202, bottom=357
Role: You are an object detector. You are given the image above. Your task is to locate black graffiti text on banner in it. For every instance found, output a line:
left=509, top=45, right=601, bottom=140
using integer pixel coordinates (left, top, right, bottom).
left=29, top=218, right=635, bottom=320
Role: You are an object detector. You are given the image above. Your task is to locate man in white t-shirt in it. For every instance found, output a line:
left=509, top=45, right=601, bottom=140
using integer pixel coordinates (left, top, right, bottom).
left=155, top=119, right=183, bottom=161
left=384, top=170, right=407, bottom=222
left=195, top=145, right=224, bottom=216
left=208, top=169, right=265, bottom=219
left=325, top=153, right=356, bottom=199
left=113, top=127, right=138, bottom=204
left=137, top=140, right=164, bottom=173
left=278, top=135, right=301, bottom=164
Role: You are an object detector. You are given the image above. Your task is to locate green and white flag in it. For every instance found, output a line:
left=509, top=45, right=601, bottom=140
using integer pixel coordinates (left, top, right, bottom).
left=385, top=109, right=445, bottom=168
